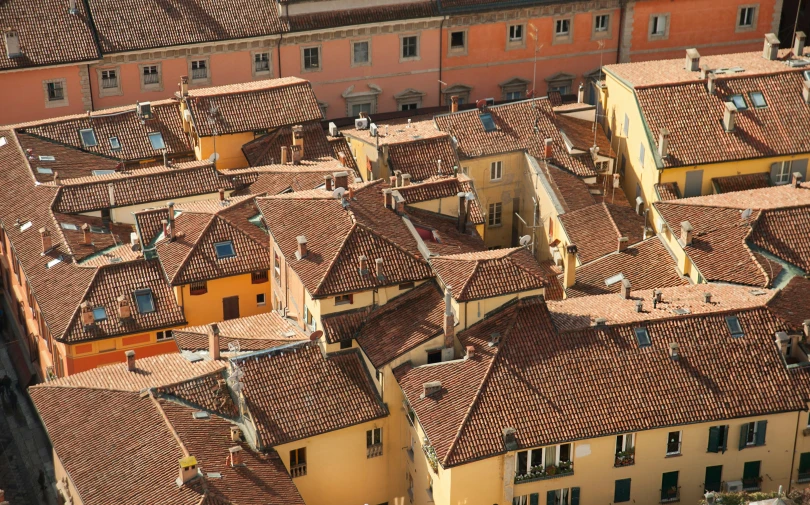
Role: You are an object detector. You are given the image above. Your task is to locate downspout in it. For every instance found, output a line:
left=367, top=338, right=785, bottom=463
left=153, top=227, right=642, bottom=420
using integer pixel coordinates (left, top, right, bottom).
left=277, top=33, right=283, bottom=78
left=616, top=0, right=626, bottom=64
left=790, top=409, right=803, bottom=493
left=87, top=64, right=95, bottom=112
left=438, top=12, right=445, bottom=107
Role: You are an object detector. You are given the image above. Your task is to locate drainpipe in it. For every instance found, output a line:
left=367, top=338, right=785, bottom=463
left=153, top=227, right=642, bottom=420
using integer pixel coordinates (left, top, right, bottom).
left=87, top=64, right=95, bottom=112
left=438, top=13, right=446, bottom=107
left=790, top=410, right=802, bottom=493
left=616, top=0, right=627, bottom=64
left=277, top=33, right=283, bottom=78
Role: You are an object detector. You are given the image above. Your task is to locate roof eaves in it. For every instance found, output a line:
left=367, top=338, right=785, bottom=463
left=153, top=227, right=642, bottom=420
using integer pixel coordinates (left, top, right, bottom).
left=167, top=213, right=217, bottom=285
left=312, top=221, right=358, bottom=297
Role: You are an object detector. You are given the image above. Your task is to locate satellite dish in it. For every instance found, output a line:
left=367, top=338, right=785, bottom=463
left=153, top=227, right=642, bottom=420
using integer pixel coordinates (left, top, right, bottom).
left=332, top=187, right=346, bottom=199
left=309, top=330, right=323, bottom=342
left=741, top=208, right=752, bottom=220
left=519, top=235, right=531, bottom=247
left=208, top=152, right=220, bottom=162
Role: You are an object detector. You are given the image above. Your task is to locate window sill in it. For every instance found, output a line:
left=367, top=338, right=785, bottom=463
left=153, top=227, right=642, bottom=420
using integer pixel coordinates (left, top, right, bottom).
left=487, top=224, right=503, bottom=229
left=400, top=56, right=421, bottom=63
left=301, top=67, right=322, bottom=73
left=664, top=453, right=681, bottom=458
left=648, top=34, right=669, bottom=42
left=592, top=31, right=611, bottom=40
left=447, top=48, right=468, bottom=57
left=735, top=25, right=756, bottom=33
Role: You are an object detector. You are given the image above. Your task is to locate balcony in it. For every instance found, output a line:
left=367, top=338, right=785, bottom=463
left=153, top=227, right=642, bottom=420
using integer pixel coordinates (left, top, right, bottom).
left=514, top=461, right=574, bottom=484
left=290, top=463, right=307, bottom=478
left=798, top=472, right=810, bottom=483
left=660, top=486, right=680, bottom=503
left=742, top=478, right=762, bottom=491
left=614, top=451, right=635, bottom=467
left=367, top=443, right=383, bottom=459
left=423, top=445, right=439, bottom=473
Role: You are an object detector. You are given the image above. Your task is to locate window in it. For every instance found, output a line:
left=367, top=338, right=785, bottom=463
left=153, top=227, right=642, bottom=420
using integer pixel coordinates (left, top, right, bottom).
left=352, top=41, right=370, bottom=65
left=190, top=281, right=207, bottom=295
left=798, top=453, right=810, bottom=482
left=707, top=425, right=729, bottom=453
left=639, top=143, right=646, bottom=164
left=705, top=465, right=723, bottom=493
left=614, top=479, right=631, bottom=503
left=79, top=129, right=97, bottom=147
left=289, top=448, right=306, bottom=477
left=39, top=155, right=55, bottom=162
left=547, top=488, right=579, bottom=505
left=156, top=330, right=173, bottom=341
left=505, top=91, right=523, bottom=100
left=555, top=19, right=570, bottom=36
left=740, top=420, right=767, bottom=448
left=515, top=444, right=573, bottom=480
left=273, top=252, right=281, bottom=279
left=725, top=315, right=744, bottom=337
left=749, top=91, right=767, bottom=108
left=665, top=431, right=681, bottom=455
left=480, top=113, right=497, bottom=132
left=772, top=161, right=793, bottom=185
left=488, top=202, right=502, bottom=226
left=101, top=69, right=118, bottom=89
left=634, top=327, right=650, bottom=347
left=303, top=47, right=320, bottom=70
left=92, top=307, right=107, bottom=321
left=350, top=102, right=372, bottom=117
left=729, top=94, right=748, bottom=110
left=109, top=137, right=121, bottom=150
left=134, top=289, right=155, bottom=314
left=147, top=132, right=165, bottom=150
left=548, top=79, right=572, bottom=95
left=512, top=495, right=527, bottom=505
left=214, top=241, right=235, bottom=259
left=190, top=59, right=208, bottom=81
left=254, top=52, right=271, bottom=74
left=91, top=170, right=115, bottom=177
left=650, top=14, right=668, bottom=36
left=509, top=24, right=524, bottom=42
left=367, top=428, right=383, bottom=458
left=738, top=6, right=756, bottom=28
left=615, top=434, right=634, bottom=466
left=490, top=161, right=503, bottom=180
left=47, top=81, right=64, bottom=101
left=256, top=293, right=266, bottom=306
left=335, top=294, right=352, bottom=306
left=742, top=461, right=761, bottom=490
left=661, top=471, right=679, bottom=502
left=426, top=349, right=442, bottom=364
left=340, top=339, right=352, bottom=349
left=402, top=35, right=418, bottom=59
left=450, top=30, right=466, bottom=53
left=400, top=102, right=418, bottom=111
left=594, top=14, right=610, bottom=33
left=251, top=270, right=269, bottom=284
left=142, top=65, right=159, bottom=85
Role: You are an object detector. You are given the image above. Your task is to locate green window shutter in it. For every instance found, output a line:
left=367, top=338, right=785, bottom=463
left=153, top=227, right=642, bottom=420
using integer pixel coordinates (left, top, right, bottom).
left=721, top=425, right=729, bottom=452
left=756, top=420, right=767, bottom=446
left=530, top=493, right=539, bottom=505
left=707, top=427, right=720, bottom=453
left=743, top=460, right=761, bottom=481
left=739, top=423, right=749, bottom=450
left=547, top=490, right=556, bottom=505
left=793, top=159, right=809, bottom=181
left=614, top=479, right=631, bottom=503
left=571, top=487, right=580, bottom=505
left=800, top=453, right=810, bottom=474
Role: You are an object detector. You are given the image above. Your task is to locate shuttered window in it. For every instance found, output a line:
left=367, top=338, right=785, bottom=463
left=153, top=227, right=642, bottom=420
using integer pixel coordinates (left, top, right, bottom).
left=614, top=479, right=631, bottom=503
left=739, top=420, right=767, bottom=449
left=707, top=425, right=728, bottom=453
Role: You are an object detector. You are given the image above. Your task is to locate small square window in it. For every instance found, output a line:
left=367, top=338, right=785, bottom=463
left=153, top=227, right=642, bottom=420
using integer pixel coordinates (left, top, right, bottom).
left=479, top=113, right=496, bottom=132
left=650, top=15, right=668, bottom=37
left=450, top=31, right=465, bottom=49
left=335, top=294, right=352, bottom=305
left=134, top=289, right=155, bottom=314
left=191, top=59, right=208, bottom=80
left=555, top=19, right=570, bottom=36
left=256, top=293, right=266, bottom=306
left=109, top=137, right=121, bottom=150
left=666, top=430, right=682, bottom=455
left=351, top=102, right=372, bottom=117
left=595, top=14, right=610, bottom=32
left=157, top=329, right=173, bottom=341
left=148, top=132, right=165, bottom=150
left=304, top=47, right=320, bottom=70
left=509, top=24, right=523, bottom=41
left=143, top=65, right=159, bottom=85
left=634, top=327, right=651, bottom=347
left=729, top=94, right=748, bottom=110
left=353, top=41, right=369, bottom=65
left=402, top=36, right=418, bottom=59
left=505, top=91, right=523, bottom=100
left=749, top=91, right=766, bottom=108
left=214, top=241, right=236, bottom=259
left=400, top=103, right=418, bottom=111
left=79, top=128, right=98, bottom=147
left=340, top=339, right=352, bottom=349
left=190, top=281, right=207, bottom=295
left=254, top=52, right=271, bottom=73
left=101, top=69, right=118, bottom=89
left=739, top=6, right=756, bottom=27
left=92, top=307, right=107, bottom=321
left=47, top=81, right=64, bottom=101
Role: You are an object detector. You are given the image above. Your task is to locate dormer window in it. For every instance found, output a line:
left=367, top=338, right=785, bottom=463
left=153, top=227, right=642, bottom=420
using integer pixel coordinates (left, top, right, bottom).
left=92, top=170, right=116, bottom=176
left=109, top=137, right=121, bottom=150
left=79, top=128, right=98, bottom=147
left=92, top=307, right=108, bottom=321
left=725, top=315, right=744, bottom=338
left=147, top=132, right=165, bottom=150
left=134, top=289, right=155, bottom=314
left=749, top=91, right=767, bottom=108
left=728, top=94, right=748, bottom=110
left=479, top=113, right=497, bottom=132
left=214, top=241, right=236, bottom=259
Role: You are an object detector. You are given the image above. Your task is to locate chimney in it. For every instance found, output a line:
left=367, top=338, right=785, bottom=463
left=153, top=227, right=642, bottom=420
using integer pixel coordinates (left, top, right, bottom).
left=337, top=151, right=348, bottom=167
left=162, top=219, right=172, bottom=241
left=125, top=350, right=135, bottom=372
left=80, top=301, right=94, bottom=327
left=324, top=175, right=333, bottom=191
left=803, top=80, right=810, bottom=105
left=383, top=188, right=393, bottom=209
left=763, top=33, right=780, bottom=60
left=451, top=95, right=459, bottom=113
left=680, top=221, right=693, bottom=246
left=635, top=299, right=643, bottom=312
left=334, top=171, right=349, bottom=190
left=421, top=381, right=442, bottom=398
left=178, top=456, right=199, bottom=486
left=292, top=125, right=305, bottom=158
left=40, top=227, right=52, bottom=254
left=457, top=192, right=467, bottom=233
left=358, top=255, right=368, bottom=275
left=620, top=278, right=631, bottom=299
left=280, top=146, right=289, bottom=165
left=230, top=426, right=242, bottom=442
left=53, top=171, right=61, bottom=186
left=4, top=30, right=21, bottom=58
left=118, top=294, right=131, bottom=319
left=669, top=342, right=679, bottom=360
left=82, top=223, right=91, bottom=245
left=796, top=31, right=807, bottom=56
left=803, top=319, right=810, bottom=338
left=167, top=200, right=175, bottom=226
left=658, top=128, right=669, bottom=158
left=437, top=159, right=443, bottom=176
left=107, top=182, right=115, bottom=208
left=208, top=323, right=220, bottom=361
left=296, top=235, right=308, bottom=259
left=703, top=292, right=712, bottom=303
left=618, top=236, right=629, bottom=252
left=723, top=102, right=737, bottom=132
left=69, top=0, right=77, bottom=14
left=180, top=75, right=189, bottom=97
left=706, top=72, right=716, bottom=95
left=443, top=286, right=455, bottom=348
left=685, top=48, right=701, bottom=71
left=394, top=194, right=405, bottom=215
left=792, top=171, right=804, bottom=187
left=401, top=173, right=411, bottom=186
left=290, top=144, right=303, bottom=165
left=394, top=170, right=403, bottom=187
left=563, top=244, right=577, bottom=288
left=577, top=82, right=585, bottom=103
left=228, top=446, right=243, bottom=467
left=218, top=188, right=225, bottom=201
left=543, top=138, right=553, bottom=159
left=375, top=258, right=384, bottom=281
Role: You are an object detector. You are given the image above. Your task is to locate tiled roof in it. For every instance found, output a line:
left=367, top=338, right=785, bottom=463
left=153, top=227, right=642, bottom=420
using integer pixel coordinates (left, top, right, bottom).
left=135, top=208, right=171, bottom=246
left=329, top=137, right=360, bottom=172
left=662, top=184, right=810, bottom=210
left=434, top=99, right=597, bottom=177
left=54, top=213, right=135, bottom=262
left=406, top=207, right=486, bottom=256
left=397, top=175, right=484, bottom=224
left=62, top=259, right=186, bottom=343
left=231, top=162, right=345, bottom=196
left=86, top=0, right=284, bottom=53
left=184, top=78, right=322, bottom=137
left=558, top=203, right=646, bottom=264
left=257, top=181, right=433, bottom=297
left=242, top=122, right=334, bottom=166
left=156, top=197, right=271, bottom=285
left=16, top=133, right=120, bottom=183
left=387, top=136, right=461, bottom=182
left=341, top=114, right=442, bottom=147
left=0, top=0, right=99, bottom=71
left=157, top=371, right=239, bottom=418
left=174, top=311, right=307, bottom=353
left=555, top=114, right=615, bottom=158
left=654, top=182, right=681, bottom=201
left=397, top=294, right=801, bottom=467
left=543, top=164, right=596, bottom=213
left=287, top=1, right=439, bottom=31
left=712, top=172, right=771, bottom=194
left=19, top=100, right=190, bottom=161
left=766, top=276, right=810, bottom=330
left=750, top=205, right=810, bottom=272
left=432, top=247, right=546, bottom=301
left=52, top=162, right=241, bottom=214
left=563, top=238, right=689, bottom=298
left=635, top=70, right=810, bottom=168
left=321, top=307, right=372, bottom=344
left=236, top=343, right=388, bottom=446
left=537, top=260, right=564, bottom=300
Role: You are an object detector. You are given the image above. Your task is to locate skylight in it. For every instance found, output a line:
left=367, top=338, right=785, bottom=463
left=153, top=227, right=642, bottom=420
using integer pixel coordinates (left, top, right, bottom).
left=79, top=128, right=98, bottom=147
left=605, top=273, right=625, bottom=286
left=109, top=137, right=121, bottom=150
left=0, top=137, right=6, bottom=147
left=19, top=221, right=32, bottom=232
left=89, top=225, right=109, bottom=234
left=134, top=289, right=155, bottom=314
left=729, top=94, right=748, bottom=110
left=38, top=155, right=55, bottom=161
left=479, top=113, right=497, bottom=132
left=148, top=132, right=166, bottom=150
left=92, top=307, right=108, bottom=321
left=36, top=167, right=53, bottom=175
left=60, top=222, right=79, bottom=231
left=634, top=327, right=651, bottom=347
left=725, top=315, right=744, bottom=338
left=214, top=241, right=236, bottom=259
left=46, top=256, right=63, bottom=269
left=749, top=91, right=767, bottom=108
left=92, top=170, right=116, bottom=176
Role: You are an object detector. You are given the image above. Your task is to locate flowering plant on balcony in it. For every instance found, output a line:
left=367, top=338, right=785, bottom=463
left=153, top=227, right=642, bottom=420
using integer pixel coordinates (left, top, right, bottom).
left=514, top=461, right=574, bottom=483
left=423, top=444, right=439, bottom=473
left=614, top=449, right=635, bottom=466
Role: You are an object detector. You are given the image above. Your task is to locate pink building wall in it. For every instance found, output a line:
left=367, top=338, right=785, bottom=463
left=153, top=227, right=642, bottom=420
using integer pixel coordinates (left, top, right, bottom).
left=0, top=65, right=89, bottom=125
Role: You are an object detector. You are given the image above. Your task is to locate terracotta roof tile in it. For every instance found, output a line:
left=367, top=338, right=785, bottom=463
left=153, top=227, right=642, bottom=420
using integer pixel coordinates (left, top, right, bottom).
left=750, top=206, right=810, bottom=272
left=537, top=260, right=564, bottom=300
left=236, top=343, right=388, bottom=445
left=555, top=114, right=615, bottom=158
left=231, top=162, right=344, bottom=196
left=329, top=137, right=360, bottom=172
left=558, top=203, right=646, bottom=264
left=665, top=184, right=810, bottom=210
left=406, top=207, right=486, bottom=256
left=242, top=122, right=333, bottom=166
left=767, top=276, right=810, bottom=329
left=543, top=164, right=596, bottom=213
left=135, top=208, right=171, bottom=246
left=174, top=311, right=307, bottom=353
left=16, top=133, right=120, bottom=183
left=342, top=114, right=442, bottom=146
left=287, top=2, right=438, bottom=31
left=397, top=175, right=484, bottom=224
left=432, top=247, right=546, bottom=301
left=654, top=182, right=681, bottom=201
left=387, top=136, right=461, bottom=182
left=321, top=307, right=371, bottom=344
left=712, top=172, right=771, bottom=193
left=54, top=213, right=135, bottom=262
left=157, top=371, right=239, bottom=418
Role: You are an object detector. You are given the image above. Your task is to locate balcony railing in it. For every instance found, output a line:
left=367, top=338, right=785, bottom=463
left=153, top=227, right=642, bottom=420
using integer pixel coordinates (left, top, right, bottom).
left=367, top=443, right=383, bottom=458
left=660, top=486, right=680, bottom=503
left=143, top=73, right=159, bottom=85
left=192, top=67, right=208, bottom=80
left=614, top=452, right=635, bottom=467
left=515, top=461, right=574, bottom=484
left=742, top=478, right=762, bottom=491
left=798, top=471, right=810, bottom=483
left=290, top=463, right=307, bottom=478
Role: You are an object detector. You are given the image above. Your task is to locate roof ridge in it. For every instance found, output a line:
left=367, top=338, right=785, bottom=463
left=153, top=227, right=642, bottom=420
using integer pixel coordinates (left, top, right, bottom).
left=354, top=220, right=428, bottom=265
left=456, top=259, right=482, bottom=301
left=312, top=221, right=358, bottom=296
left=17, top=131, right=122, bottom=162
left=148, top=390, right=190, bottom=458
left=169, top=213, right=218, bottom=284
left=743, top=212, right=773, bottom=287
left=55, top=266, right=102, bottom=342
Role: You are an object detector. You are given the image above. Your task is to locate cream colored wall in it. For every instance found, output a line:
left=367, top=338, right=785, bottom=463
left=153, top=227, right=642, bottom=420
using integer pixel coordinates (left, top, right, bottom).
left=449, top=288, right=544, bottom=331
left=409, top=195, right=461, bottom=219
left=656, top=217, right=699, bottom=282
left=198, top=133, right=253, bottom=170
left=107, top=190, right=234, bottom=225
left=177, top=273, right=271, bottom=327
left=54, top=450, right=84, bottom=505
left=793, top=408, right=810, bottom=492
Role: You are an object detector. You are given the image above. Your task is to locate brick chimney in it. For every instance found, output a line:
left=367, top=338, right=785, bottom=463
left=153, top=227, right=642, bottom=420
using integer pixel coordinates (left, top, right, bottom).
left=443, top=286, right=455, bottom=348
left=457, top=192, right=467, bottom=233
left=82, top=223, right=91, bottom=245
left=722, top=102, right=737, bottom=132
left=218, top=188, right=225, bottom=201
left=658, top=128, right=669, bottom=158
left=80, top=301, right=94, bottom=327
left=803, top=80, right=810, bottom=105
left=795, top=31, right=807, bottom=56
left=324, top=175, right=333, bottom=191
left=180, top=75, right=189, bottom=97
left=685, top=48, right=700, bottom=71
left=375, top=258, right=384, bottom=281
left=792, top=172, right=804, bottom=187
left=118, top=294, right=131, bottom=319
left=394, top=170, right=402, bottom=187
left=543, top=138, right=553, bottom=159
left=162, top=219, right=171, bottom=241
left=401, top=173, right=411, bottom=186
left=358, top=255, right=368, bottom=275
left=280, top=146, right=289, bottom=165
left=620, top=278, right=631, bottom=299
left=228, top=446, right=243, bottom=467
left=296, top=236, right=308, bottom=259
left=292, top=125, right=305, bottom=158
left=563, top=244, right=577, bottom=288
left=763, top=33, right=780, bottom=60
left=178, top=455, right=199, bottom=486
left=208, top=323, right=220, bottom=361
left=617, top=236, right=629, bottom=252
left=451, top=95, right=459, bottom=113
left=680, top=221, right=693, bottom=246
left=338, top=151, right=348, bottom=167
left=383, top=188, right=393, bottom=209
left=125, top=350, right=136, bottom=372
left=167, top=201, right=175, bottom=231
left=334, top=171, right=349, bottom=190
left=40, top=227, right=52, bottom=254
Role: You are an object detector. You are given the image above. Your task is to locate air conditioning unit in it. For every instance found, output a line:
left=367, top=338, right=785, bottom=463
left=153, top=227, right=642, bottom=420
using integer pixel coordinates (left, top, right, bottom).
left=137, top=101, right=153, bottom=120
left=723, top=480, right=743, bottom=493
left=354, top=118, right=369, bottom=130
left=328, top=122, right=339, bottom=137
left=369, top=123, right=378, bottom=137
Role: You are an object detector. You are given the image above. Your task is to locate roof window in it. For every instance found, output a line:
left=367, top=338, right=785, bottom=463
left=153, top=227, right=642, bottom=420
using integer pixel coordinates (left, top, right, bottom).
left=92, top=306, right=108, bottom=321
left=36, top=167, right=53, bottom=175
left=79, top=128, right=98, bottom=147
left=725, top=315, right=744, bottom=338
left=0, top=137, right=6, bottom=147
left=728, top=94, right=748, bottom=110
left=109, top=136, right=121, bottom=150
left=214, top=241, right=236, bottom=259
left=605, top=272, right=625, bottom=286
left=89, top=225, right=109, bottom=234
left=134, top=289, right=155, bottom=314
left=148, top=132, right=166, bottom=150
left=19, top=221, right=32, bottom=232
left=60, top=222, right=79, bottom=231
left=92, top=170, right=116, bottom=176
left=479, top=113, right=497, bottom=132
left=38, top=155, right=55, bottom=161
left=46, top=256, right=63, bottom=269
left=749, top=91, right=767, bottom=108
left=634, top=327, right=651, bottom=347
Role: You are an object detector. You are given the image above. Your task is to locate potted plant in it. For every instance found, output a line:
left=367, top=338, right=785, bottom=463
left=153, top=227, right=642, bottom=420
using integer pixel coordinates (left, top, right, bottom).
left=545, top=464, right=557, bottom=476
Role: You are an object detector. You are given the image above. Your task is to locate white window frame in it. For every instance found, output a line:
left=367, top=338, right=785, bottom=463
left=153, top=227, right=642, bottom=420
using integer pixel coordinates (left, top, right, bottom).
left=156, top=330, right=174, bottom=341
left=507, top=23, right=526, bottom=49
left=302, top=45, right=321, bottom=73
left=649, top=14, right=670, bottom=40
left=490, top=160, right=503, bottom=181
left=43, top=79, right=68, bottom=108
left=488, top=202, right=502, bottom=227
left=745, top=421, right=758, bottom=446
left=775, top=161, right=792, bottom=184
left=139, top=63, right=162, bottom=91
left=188, top=57, right=210, bottom=85
left=616, top=433, right=634, bottom=454
left=252, top=51, right=272, bottom=78
left=593, top=13, right=611, bottom=39
left=665, top=430, right=682, bottom=455
left=400, top=34, right=420, bottom=62
left=257, top=293, right=266, bottom=306
left=448, top=28, right=468, bottom=56
left=351, top=39, right=371, bottom=67
left=736, top=4, right=759, bottom=31
left=515, top=443, right=573, bottom=476
left=553, top=17, right=573, bottom=44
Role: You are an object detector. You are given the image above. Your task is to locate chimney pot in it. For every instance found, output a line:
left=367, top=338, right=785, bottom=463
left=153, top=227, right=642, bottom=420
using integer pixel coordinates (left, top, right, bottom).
left=543, top=138, right=553, bottom=159
left=375, top=258, right=384, bottom=280
left=763, top=33, right=780, bottom=60
left=421, top=380, right=442, bottom=398
left=180, top=75, right=189, bottom=97
left=230, top=426, right=242, bottom=442
left=564, top=244, right=578, bottom=288
left=40, top=227, right=52, bottom=254
left=80, top=301, right=94, bottom=327
left=457, top=192, right=467, bottom=233
left=118, top=294, right=131, bottom=319
left=685, top=48, right=701, bottom=71
left=621, top=278, right=632, bottom=299
left=465, top=345, right=474, bottom=358
left=618, top=236, right=629, bottom=252
left=82, top=223, right=91, bottom=245
left=107, top=182, right=116, bottom=208
left=383, top=188, right=393, bottom=209
left=167, top=201, right=175, bottom=226
left=290, top=144, right=303, bottom=165
left=635, top=299, right=643, bottom=312
left=53, top=171, right=61, bottom=185
left=577, top=82, right=585, bottom=103
left=296, top=235, right=308, bottom=260
left=444, top=286, right=455, bottom=349
left=125, top=350, right=135, bottom=372
left=394, top=170, right=403, bottom=187
left=394, top=194, right=405, bottom=215
left=451, top=95, right=459, bottom=113
left=228, top=445, right=243, bottom=467
left=324, top=175, right=334, bottom=191
left=437, top=159, right=443, bottom=175
left=218, top=188, right=225, bottom=201
left=703, top=292, right=712, bottom=303
left=723, top=101, right=737, bottom=132
left=162, top=219, right=172, bottom=241
left=292, top=125, right=305, bottom=158
left=208, top=323, right=220, bottom=361
left=669, top=342, right=680, bottom=360
left=178, top=455, right=199, bottom=486
left=358, top=255, right=368, bottom=275
left=792, top=172, right=804, bottom=188
left=795, top=31, right=807, bottom=56
left=401, top=173, right=411, bottom=186
left=280, top=146, right=289, bottom=165
left=680, top=221, right=693, bottom=246
left=337, top=151, right=347, bottom=167
left=658, top=128, right=669, bottom=158
left=334, top=171, right=349, bottom=190
left=706, top=72, right=716, bottom=95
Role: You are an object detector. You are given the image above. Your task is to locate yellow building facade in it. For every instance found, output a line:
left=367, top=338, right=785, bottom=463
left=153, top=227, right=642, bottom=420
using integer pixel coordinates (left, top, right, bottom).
left=175, top=272, right=271, bottom=327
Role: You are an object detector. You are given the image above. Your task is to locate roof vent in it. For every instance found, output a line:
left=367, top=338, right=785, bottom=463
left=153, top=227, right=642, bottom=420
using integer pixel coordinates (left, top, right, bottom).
left=421, top=381, right=442, bottom=399
left=620, top=278, right=632, bottom=299
left=594, top=317, right=608, bottom=326
left=136, top=101, right=153, bottom=120
left=763, top=33, right=780, bottom=60
left=722, top=102, right=737, bottom=132
left=669, top=342, right=679, bottom=360
left=488, top=332, right=501, bottom=347
left=296, top=235, right=308, bottom=260
left=703, top=292, right=712, bottom=303
left=680, top=221, right=693, bottom=246
left=125, top=350, right=135, bottom=372
left=118, top=294, right=132, bottom=320
left=685, top=48, right=701, bottom=71
left=795, top=31, right=807, bottom=56
left=177, top=455, right=199, bottom=487
left=658, top=128, right=669, bottom=159
left=635, top=299, right=643, bottom=312
left=358, top=255, right=368, bottom=275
